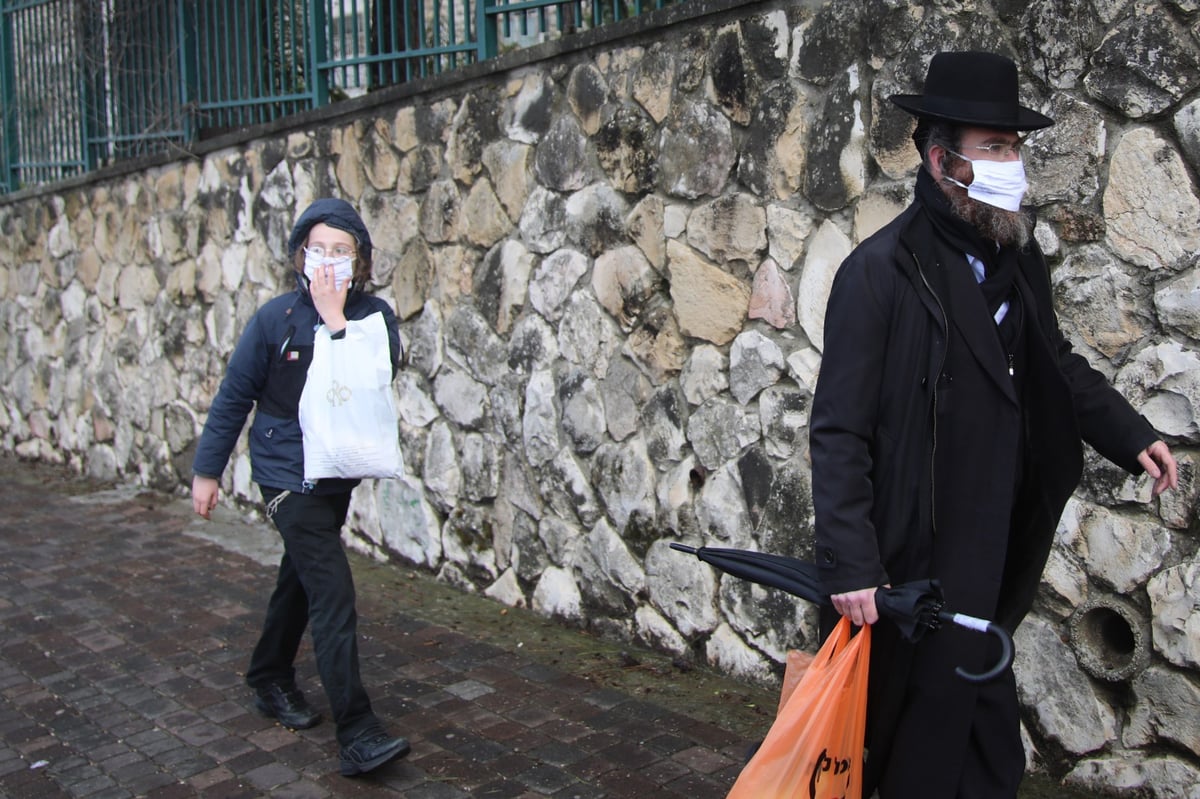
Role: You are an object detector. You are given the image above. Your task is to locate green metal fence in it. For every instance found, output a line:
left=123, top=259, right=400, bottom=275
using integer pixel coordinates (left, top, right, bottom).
left=0, top=0, right=677, bottom=195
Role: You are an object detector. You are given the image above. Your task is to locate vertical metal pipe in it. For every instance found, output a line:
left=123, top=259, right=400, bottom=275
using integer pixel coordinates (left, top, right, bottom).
left=176, top=0, right=194, bottom=144
left=401, top=0, right=412, bottom=81
left=264, top=0, right=277, bottom=102
left=416, top=0, right=426, bottom=76
left=20, top=2, right=33, bottom=180
left=198, top=0, right=212, bottom=125
left=476, top=0, right=492, bottom=62
left=248, top=0, right=259, bottom=124
left=0, top=0, right=18, bottom=190
left=351, top=0, right=361, bottom=90
left=134, top=0, right=148, bottom=149
left=289, top=0, right=300, bottom=113
left=307, top=0, right=328, bottom=108
left=235, top=0, right=247, bottom=126
left=436, top=0, right=446, bottom=73
left=225, top=0, right=235, bottom=125
left=30, top=1, right=44, bottom=180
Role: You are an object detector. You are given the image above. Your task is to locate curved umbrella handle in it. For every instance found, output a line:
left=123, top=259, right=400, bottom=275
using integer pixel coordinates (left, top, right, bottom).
left=940, top=611, right=1014, bottom=683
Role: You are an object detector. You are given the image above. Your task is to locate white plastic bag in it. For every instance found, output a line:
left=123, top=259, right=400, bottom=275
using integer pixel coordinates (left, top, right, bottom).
left=298, top=311, right=405, bottom=481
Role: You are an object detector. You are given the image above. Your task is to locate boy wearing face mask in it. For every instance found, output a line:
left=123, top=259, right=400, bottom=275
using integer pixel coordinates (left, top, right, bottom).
left=190, top=198, right=411, bottom=777
left=809, top=52, right=1176, bottom=798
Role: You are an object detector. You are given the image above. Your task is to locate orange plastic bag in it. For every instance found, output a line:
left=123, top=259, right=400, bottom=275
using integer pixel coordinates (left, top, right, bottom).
left=728, top=617, right=871, bottom=799
left=777, top=649, right=816, bottom=715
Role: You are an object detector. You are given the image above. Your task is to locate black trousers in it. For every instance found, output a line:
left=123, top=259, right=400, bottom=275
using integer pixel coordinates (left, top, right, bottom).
left=877, top=646, right=1024, bottom=799
left=246, top=488, right=380, bottom=746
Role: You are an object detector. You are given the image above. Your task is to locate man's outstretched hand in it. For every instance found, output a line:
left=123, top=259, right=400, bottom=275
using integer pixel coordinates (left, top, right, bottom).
left=1138, top=440, right=1178, bottom=497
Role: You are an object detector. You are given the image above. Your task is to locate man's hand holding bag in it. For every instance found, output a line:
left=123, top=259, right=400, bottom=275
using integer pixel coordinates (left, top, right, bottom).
left=298, top=311, right=405, bottom=481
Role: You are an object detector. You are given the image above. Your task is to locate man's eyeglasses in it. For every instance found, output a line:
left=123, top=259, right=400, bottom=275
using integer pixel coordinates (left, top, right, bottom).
left=966, top=140, right=1024, bottom=159
left=304, top=244, right=356, bottom=260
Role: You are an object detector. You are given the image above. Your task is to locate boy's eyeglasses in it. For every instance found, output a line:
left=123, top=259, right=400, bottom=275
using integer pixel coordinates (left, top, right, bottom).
left=304, top=245, right=356, bottom=260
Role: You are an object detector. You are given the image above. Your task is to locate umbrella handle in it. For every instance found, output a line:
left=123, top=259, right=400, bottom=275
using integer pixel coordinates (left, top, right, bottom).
left=669, top=543, right=698, bottom=554
left=940, top=611, right=1014, bottom=683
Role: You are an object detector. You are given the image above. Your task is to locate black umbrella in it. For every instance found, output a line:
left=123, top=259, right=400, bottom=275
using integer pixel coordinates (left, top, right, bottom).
left=669, top=543, right=1012, bottom=683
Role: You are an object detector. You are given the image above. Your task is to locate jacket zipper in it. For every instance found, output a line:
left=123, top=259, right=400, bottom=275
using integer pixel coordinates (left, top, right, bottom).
left=912, top=250, right=949, bottom=538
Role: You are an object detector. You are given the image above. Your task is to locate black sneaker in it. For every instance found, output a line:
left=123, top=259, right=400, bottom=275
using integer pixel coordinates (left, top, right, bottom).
left=253, top=682, right=322, bottom=730
left=339, top=731, right=411, bottom=776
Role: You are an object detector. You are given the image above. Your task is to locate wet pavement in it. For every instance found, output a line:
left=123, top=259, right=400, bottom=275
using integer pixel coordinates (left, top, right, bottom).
left=0, top=456, right=770, bottom=798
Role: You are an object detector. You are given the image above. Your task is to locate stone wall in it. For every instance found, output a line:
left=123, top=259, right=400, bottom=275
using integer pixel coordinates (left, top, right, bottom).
left=2, top=0, right=1199, bottom=793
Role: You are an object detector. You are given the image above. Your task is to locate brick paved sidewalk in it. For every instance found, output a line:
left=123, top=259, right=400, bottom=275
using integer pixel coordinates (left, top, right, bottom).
left=0, top=458, right=766, bottom=798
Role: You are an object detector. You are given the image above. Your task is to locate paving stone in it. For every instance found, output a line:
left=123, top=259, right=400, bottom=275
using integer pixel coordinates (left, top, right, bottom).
left=248, top=725, right=311, bottom=753
left=445, top=679, right=496, bottom=700
left=550, top=781, right=608, bottom=798
left=97, top=750, right=147, bottom=772
left=506, top=704, right=560, bottom=728
left=222, top=747, right=277, bottom=774
left=198, top=700, right=250, bottom=724
left=109, top=759, right=166, bottom=784
left=138, top=734, right=189, bottom=759
left=670, top=743, right=735, bottom=774
left=87, top=786, right=135, bottom=799
left=67, top=773, right=119, bottom=796
left=185, top=765, right=235, bottom=790
left=644, top=731, right=700, bottom=756
left=630, top=754, right=691, bottom=785
left=141, top=781, right=198, bottom=799
left=471, top=778, right=531, bottom=798
left=196, top=776, right=261, bottom=798
left=565, top=753, right=619, bottom=782
left=242, top=761, right=300, bottom=790
left=506, top=728, right=555, bottom=755
left=595, top=739, right=662, bottom=770
left=268, top=778, right=332, bottom=799
left=14, top=734, right=59, bottom=755
left=664, top=770, right=732, bottom=796
left=514, top=762, right=578, bottom=794
left=403, top=782, right=472, bottom=799
left=270, top=739, right=329, bottom=770
left=0, top=767, right=74, bottom=798
left=595, top=766, right=666, bottom=795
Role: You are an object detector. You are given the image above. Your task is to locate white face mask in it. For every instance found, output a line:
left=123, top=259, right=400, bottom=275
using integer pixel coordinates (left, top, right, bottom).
left=943, top=153, right=1028, bottom=212
left=303, top=248, right=355, bottom=291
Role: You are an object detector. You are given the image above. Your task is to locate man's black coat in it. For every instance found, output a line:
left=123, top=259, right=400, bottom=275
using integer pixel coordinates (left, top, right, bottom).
left=809, top=200, right=1157, bottom=792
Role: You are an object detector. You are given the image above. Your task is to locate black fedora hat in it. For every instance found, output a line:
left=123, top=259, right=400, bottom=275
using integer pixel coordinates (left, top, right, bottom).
left=890, top=51, right=1053, bottom=131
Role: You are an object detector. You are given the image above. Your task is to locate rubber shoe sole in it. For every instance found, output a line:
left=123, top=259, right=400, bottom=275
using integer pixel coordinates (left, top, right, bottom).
left=340, top=736, right=411, bottom=776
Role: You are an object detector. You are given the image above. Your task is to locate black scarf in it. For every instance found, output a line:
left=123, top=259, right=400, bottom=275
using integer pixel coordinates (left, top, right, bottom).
left=915, top=168, right=1023, bottom=347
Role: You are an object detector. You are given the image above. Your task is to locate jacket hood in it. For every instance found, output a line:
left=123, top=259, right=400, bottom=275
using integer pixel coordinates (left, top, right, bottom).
left=287, top=198, right=372, bottom=264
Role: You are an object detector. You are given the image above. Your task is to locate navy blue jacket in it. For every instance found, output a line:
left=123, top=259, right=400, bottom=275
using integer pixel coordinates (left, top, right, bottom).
left=193, top=275, right=402, bottom=494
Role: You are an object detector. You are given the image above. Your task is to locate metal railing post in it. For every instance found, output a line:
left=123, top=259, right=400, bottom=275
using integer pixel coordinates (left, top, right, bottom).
left=307, top=0, right=328, bottom=108
left=0, top=0, right=18, bottom=192
left=477, top=0, right=495, bottom=61
left=177, top=0, right=196, bottom=144
left=76, top=0, right=101, bottom=171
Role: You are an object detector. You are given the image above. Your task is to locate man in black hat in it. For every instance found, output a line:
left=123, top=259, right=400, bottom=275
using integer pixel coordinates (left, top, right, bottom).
left=191, top=198, right=411, bottom=776
left=810, top=52, right=1177, bottom=797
